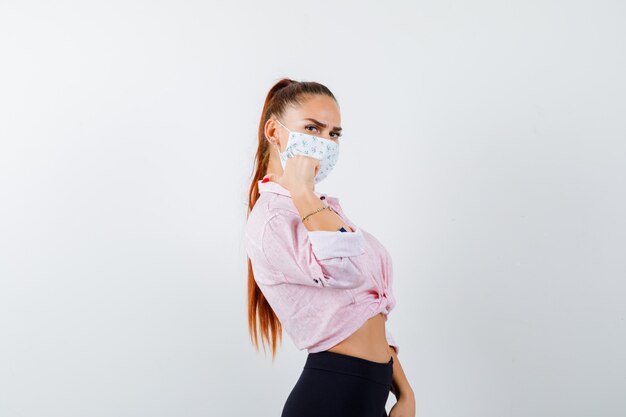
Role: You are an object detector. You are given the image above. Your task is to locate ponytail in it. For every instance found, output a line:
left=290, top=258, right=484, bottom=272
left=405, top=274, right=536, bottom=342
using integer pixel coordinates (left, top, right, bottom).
left=246, top=78, right=337, bottom=361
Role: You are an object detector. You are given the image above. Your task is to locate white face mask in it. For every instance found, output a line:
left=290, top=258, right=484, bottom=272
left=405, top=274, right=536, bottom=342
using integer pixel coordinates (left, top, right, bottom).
left=272, top=118, right=340, bottom=184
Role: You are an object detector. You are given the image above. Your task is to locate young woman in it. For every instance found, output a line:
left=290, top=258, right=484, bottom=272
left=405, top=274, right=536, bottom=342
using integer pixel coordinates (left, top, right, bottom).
left=245, top=78, right=415, bottom=417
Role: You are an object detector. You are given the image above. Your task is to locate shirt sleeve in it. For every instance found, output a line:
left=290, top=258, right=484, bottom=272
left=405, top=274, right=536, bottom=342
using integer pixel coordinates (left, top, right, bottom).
left=261, top=211, right=368, bottom=289
left=386, top=328, right=399, bottom=355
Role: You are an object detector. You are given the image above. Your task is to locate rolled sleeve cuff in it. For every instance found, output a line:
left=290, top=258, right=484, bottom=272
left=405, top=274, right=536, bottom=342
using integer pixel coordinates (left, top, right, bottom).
left=307, top=227, right=366, bottom=260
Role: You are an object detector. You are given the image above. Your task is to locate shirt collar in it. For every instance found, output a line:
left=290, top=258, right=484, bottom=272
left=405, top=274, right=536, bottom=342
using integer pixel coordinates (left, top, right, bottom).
left=258, top=179, right=339, bottom=202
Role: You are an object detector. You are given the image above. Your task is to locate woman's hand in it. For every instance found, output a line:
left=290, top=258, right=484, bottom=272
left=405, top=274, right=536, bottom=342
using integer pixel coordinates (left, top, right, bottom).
left=263, top=155, right=319, bottom=195
left=389, top=395, right=416, bottom=417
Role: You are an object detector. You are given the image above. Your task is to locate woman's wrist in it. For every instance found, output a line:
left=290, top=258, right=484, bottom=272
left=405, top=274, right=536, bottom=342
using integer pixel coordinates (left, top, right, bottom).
left=290, top=188, right=324, bottom=220
left=290, top=187, right=352, bottom=233
left=289, top=185, right=316, bottom=201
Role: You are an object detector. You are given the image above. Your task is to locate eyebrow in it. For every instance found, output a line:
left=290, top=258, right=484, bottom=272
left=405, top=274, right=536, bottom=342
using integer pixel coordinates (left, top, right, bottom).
left=302, top=118, right=342, bottom=132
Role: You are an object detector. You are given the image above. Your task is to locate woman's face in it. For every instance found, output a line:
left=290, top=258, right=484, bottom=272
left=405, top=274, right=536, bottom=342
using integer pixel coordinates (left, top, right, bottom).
left=266, top=94, right=342, bottom=154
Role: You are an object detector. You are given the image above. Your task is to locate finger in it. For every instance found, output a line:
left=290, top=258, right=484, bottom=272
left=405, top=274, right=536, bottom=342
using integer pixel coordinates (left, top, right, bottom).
left=261, top=173, right=274, bottom=183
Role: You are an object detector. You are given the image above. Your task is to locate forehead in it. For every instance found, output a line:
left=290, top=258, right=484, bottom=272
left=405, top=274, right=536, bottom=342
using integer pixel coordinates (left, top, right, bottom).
left=285, top=94, right=341, bottom=123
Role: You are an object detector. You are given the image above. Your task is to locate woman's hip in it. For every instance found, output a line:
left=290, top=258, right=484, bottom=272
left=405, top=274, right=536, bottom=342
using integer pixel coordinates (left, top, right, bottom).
left=281, top=350, right=394, bottom=417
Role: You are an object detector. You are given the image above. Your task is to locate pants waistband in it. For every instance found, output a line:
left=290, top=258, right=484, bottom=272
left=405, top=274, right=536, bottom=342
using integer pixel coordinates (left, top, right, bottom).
left=304, top=350, right=393, bottom=386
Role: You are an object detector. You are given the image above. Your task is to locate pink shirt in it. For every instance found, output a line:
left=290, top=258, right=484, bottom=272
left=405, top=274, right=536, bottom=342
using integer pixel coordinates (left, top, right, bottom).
left=245, top=179, right=399, bottom=354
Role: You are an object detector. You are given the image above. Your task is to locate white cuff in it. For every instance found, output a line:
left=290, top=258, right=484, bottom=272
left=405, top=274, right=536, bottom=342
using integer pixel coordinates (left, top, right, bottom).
left=307, top=227, right=366, bottom=260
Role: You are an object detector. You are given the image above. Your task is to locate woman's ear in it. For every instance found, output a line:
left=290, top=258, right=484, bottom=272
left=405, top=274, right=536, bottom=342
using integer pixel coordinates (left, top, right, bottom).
left=264, top=119, right=279, bottom=148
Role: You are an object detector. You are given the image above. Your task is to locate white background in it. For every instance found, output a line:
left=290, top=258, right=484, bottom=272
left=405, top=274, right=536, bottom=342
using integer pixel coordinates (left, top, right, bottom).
left=1, top=1, right=625, bottom=416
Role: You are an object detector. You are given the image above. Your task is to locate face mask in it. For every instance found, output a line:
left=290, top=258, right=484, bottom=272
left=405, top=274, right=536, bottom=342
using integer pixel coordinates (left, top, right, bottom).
left=272, top=118, right=340, bottom=184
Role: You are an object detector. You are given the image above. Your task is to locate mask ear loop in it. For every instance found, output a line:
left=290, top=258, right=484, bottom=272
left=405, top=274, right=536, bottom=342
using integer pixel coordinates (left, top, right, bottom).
left=274, top=118, right=291, bottom=134
left=265, top=135, right=284, bottom=159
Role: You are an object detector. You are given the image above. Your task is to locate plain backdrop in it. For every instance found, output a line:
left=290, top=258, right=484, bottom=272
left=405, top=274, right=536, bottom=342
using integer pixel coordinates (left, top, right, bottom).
left=1, top=1, right=625, bottom=416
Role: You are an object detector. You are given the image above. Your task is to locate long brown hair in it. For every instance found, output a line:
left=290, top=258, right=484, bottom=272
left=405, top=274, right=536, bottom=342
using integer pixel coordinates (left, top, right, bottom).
left=246, top=78, right=337, bottom=361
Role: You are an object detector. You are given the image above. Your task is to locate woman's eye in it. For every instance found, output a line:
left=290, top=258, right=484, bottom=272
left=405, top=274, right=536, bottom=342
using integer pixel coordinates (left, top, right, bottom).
left=306, top=125, right=341, bottom=139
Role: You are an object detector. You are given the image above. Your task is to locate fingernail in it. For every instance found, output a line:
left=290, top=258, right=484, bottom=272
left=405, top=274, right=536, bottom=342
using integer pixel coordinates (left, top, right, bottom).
left=261, top=177, right=269, bottom=183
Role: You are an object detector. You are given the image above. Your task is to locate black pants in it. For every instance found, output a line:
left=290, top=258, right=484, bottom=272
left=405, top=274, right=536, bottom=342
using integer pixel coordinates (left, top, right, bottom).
left=281, top=350, right=394, bottom=417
